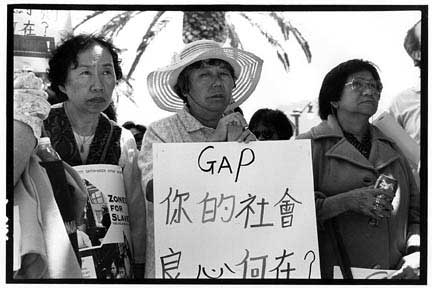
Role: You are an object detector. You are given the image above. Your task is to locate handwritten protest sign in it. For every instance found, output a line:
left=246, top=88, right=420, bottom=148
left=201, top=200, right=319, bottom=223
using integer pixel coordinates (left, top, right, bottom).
left=74, top=165, right=134, bottom=279
left=13, top=9, right=70, bottom=39
left=153, top=140, right=320, bottom=279
left=13, top=9, right=71, bottom=73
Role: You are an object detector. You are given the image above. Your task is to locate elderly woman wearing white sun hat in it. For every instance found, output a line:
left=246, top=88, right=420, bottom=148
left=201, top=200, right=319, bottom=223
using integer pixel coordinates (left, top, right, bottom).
left=138, top=39, right=263, bottom=277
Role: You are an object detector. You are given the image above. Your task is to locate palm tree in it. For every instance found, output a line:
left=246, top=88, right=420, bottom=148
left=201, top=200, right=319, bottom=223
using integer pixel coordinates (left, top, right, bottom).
left=74, top=10, right=312, bottom=102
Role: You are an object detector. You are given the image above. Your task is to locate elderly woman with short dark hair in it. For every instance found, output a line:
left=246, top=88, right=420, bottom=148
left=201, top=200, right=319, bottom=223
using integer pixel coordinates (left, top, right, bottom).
left=297, top=59, right=420, bottom=279
left=43, top=34, right=146, bottom=277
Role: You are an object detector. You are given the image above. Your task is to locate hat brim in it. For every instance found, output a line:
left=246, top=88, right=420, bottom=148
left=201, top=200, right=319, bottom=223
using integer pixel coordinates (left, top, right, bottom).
left=147, top=47, right=263, bottom=112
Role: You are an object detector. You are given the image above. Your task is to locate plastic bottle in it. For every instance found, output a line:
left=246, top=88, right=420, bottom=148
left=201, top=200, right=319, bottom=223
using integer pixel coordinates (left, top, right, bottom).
left=36, top=137, right=61, bottom=161
left=36, top=137, right=80, bottom=262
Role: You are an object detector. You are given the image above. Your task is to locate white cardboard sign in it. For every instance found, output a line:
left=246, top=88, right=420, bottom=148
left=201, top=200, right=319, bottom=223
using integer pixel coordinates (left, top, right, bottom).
left=153, top=140, right=320, bottom=279
left=74, top=164, right=133, bottom=279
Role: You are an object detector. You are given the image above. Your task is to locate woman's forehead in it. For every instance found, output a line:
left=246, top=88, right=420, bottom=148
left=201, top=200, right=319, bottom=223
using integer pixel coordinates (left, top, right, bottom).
left=195, top=59, right=232, bottom=70
left=347, top=70, right=375, bottom=80
left=74, top=44, right=114, bottom=67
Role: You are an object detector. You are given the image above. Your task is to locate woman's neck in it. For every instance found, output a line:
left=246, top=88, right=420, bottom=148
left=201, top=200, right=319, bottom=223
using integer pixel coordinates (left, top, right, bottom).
left=188, top=106, right=223, bottom=129
left=192, top=112, right=222, bottom=128
left=336, top=112, right=370, bottom=141
left=64, top=102, right=99, bottom=136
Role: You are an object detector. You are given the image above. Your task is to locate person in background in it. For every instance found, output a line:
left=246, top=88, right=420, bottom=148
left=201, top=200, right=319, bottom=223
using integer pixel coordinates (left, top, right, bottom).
left=110, top=260, right=118, bottom=279
left=122, top=121, right=147, bottom=150
left=43, top=34, right=146, bottom=278
left=297, top=59, right=420, bottom=279
left=117, top=266, right=127, bottom=279
left=139, top=39, right=263, bottom=277
left=249, top=108, right=294, bottom=140
left=388, top=20, right=421, bottom=145
left=234, top=106, right=244, bottom=115
left=76, top=223, right=92, bottom=249
left=122, top=121, right=135, bottom=130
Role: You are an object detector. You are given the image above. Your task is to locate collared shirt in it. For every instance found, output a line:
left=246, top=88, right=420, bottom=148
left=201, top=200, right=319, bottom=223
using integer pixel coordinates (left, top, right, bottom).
left=388, top=83, right=420, bottom=145
left=342, top=129, right=372, bottom=159
left=138, top=107, right=217, bottom=190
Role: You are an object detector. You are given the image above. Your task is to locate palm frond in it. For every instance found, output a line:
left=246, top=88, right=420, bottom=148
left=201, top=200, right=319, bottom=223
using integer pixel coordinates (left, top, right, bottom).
left=239, top=13, right=290, bottom=72
left=269, top=12, right=290, bottom=40
left=289, top=25, right=312, bottom=63
left=126, top=11, right=168, bottom=81
left=114, top=79, right=136, bottom=104
left=73, top=11, right=106, bottom=31
left=100, top=11, right=141, bottom=41
left=277, top=51, right=290, bottom=72
left=226, top=22, right=243, bottom=49
left=270, top=12, right=312, bottom=63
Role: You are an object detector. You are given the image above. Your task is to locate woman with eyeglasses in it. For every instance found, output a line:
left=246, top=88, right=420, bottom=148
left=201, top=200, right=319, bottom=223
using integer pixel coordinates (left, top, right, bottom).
left=297, top=59, right=420, bottom=279
left=249, top=108, right=294, bottom=140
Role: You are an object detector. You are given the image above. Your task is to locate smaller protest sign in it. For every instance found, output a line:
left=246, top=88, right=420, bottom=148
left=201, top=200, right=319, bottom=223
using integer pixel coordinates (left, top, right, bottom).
left=74, top=164, right=133, bottom=279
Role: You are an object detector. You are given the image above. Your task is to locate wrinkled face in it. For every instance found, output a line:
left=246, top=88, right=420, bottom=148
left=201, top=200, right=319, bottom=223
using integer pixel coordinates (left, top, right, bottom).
left=334, top=70, right=381, bottom=118
left=60, top=44, right=116, bottom=114
left=251, top=123, right=279, bottom=141
left=186, top=62, right=235, bottom=115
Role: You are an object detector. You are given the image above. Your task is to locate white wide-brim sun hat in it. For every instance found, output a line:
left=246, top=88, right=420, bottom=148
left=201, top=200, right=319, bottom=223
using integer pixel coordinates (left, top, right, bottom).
left=147, top=39, right=263, bottom=112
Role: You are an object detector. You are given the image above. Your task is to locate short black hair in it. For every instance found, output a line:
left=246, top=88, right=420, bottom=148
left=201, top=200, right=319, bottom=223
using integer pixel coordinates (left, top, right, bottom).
left=48, top=33, right=123, bottom=102
left=122, top=121, right=136, bottom=130
left=404, top=20, right=421, bottom=65
left=135, top=124, right=147, bottom=134
left=173, top=58, right=236, bottom=104
left=318, top=59, right=381, bottom=120
left=234, top=106, right=243, bottom=116
left=102, top=101, right=117, bottom=122
left=249, top=108, right=293, bottom=140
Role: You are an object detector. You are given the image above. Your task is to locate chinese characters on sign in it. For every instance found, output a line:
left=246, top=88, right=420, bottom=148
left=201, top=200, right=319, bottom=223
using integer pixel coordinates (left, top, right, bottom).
left=159, top=247, right=317, bottom=279
left=153, top=141, right=320, bottom=278
left=160, top=187, right=301, bottom=229
left=14, top=9, right=62, bottom=37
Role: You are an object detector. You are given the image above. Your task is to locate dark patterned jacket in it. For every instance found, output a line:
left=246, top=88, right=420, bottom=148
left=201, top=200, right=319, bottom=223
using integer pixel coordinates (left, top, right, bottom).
left=43, top=103, right=147, bottom=265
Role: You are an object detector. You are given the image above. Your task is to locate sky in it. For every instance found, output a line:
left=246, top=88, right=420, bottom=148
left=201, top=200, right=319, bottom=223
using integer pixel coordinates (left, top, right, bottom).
left=11, top=6, right=421, bottom=134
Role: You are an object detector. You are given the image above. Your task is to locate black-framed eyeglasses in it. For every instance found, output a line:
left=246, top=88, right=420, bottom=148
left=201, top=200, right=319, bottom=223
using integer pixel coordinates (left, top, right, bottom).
left=345, top=78, right=383, bottom=93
